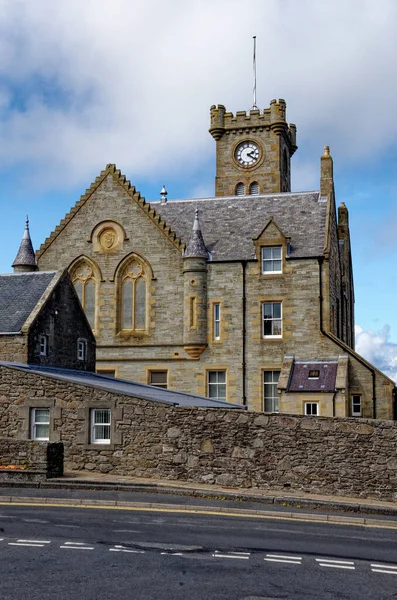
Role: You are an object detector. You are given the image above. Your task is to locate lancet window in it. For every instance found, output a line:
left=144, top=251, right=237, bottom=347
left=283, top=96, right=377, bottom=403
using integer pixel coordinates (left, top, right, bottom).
left=70, top=260, right=97, bottom=330
left=120, top=260, right=147, bottom=331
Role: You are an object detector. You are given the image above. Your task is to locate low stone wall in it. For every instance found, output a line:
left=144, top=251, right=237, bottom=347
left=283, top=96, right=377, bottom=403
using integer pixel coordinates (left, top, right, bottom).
left=0, top=364, right=397, bottom=499
left=0, top=438, right=63, bottom=479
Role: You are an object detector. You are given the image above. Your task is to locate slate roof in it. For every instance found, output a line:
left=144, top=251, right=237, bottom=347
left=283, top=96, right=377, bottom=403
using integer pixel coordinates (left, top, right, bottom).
left=0, top=272, right=57, bottom=333
left=0, top=362, right=246, bottom=409
left=154, top=191, right=327, bottom=261
left=288, top=360, right=338, bottom=392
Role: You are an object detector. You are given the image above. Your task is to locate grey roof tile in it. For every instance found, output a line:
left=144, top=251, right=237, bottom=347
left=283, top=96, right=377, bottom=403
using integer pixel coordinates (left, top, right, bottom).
left=12, top=218, right=37, bottom=269
left=0, top=362, right=246, bottom=409
left=0, top=272, right=56, bottom=333
left=153, top=191, right=326, bottom=261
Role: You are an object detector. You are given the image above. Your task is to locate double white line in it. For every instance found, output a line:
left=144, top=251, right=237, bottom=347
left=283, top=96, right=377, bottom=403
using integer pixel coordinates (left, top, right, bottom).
left=60, top=541, right=94, bottom=550
left=316, top=558, right=355, bottom=570
left=8, top=539, right=51, bottom=548
left=264, top=554, right=302, bottom=565
left=213, top=551, right=251, bottom=560
left=371, top=563, right=397, bottom=575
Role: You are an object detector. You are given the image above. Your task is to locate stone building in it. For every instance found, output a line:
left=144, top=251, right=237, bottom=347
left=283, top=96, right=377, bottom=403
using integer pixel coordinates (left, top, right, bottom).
left=35, top=99, right=396, bottom=419
left=1, top=219, right=95, bottom=370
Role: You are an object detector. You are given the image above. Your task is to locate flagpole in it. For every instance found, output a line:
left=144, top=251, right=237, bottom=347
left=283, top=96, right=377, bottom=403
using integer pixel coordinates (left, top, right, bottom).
left=252, top=35, right=258, bottom=110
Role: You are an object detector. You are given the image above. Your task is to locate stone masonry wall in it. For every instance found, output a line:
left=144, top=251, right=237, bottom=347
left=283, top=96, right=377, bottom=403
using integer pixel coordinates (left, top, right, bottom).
left=0, top=335, right=28, bottom=363
left=0, top=438, right=47, bottom=470
left=1, top=364, right=397, bottom=500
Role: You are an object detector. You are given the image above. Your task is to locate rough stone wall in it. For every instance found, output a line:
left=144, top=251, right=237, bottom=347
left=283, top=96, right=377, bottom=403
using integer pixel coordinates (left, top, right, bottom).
left=28, top=273, right=96, bottom=371
left=1, top=365, right=397, bottom=499
left=0, top=438, right=47, bottom=470
left=0, top=335, right=28, bottom=363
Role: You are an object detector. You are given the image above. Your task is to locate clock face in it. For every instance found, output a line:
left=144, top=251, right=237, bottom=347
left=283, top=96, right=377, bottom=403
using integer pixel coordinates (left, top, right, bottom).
left=235, top=141, right=260, bottom=167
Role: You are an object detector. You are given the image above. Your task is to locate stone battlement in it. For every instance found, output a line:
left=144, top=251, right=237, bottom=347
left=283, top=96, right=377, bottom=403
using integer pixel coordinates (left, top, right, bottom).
left=210, top=99, right=296, bottom=148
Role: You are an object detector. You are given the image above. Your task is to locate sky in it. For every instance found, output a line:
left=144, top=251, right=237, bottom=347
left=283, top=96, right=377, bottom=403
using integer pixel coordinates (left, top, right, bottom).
left=0, top=0, right=396, bottom=380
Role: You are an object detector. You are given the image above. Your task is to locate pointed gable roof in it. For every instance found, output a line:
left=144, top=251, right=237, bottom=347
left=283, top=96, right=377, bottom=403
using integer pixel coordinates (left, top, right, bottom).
left=12, top=217, right=37, bottom=271
left=36, top=164, right=184, bottom=259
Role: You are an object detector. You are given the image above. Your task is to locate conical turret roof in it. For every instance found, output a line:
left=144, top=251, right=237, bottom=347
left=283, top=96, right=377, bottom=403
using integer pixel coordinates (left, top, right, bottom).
left=12, top=217, right=37, bottom=272
left=184, top=208, right=208, bottom=258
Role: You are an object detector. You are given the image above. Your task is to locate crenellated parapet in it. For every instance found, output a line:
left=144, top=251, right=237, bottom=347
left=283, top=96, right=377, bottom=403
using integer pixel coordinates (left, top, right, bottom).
left=210, top=99, right=297, bottom=155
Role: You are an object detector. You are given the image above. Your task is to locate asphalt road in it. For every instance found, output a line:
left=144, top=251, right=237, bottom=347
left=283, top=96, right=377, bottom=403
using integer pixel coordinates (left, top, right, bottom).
left=1, top=503, right=397, bottom=600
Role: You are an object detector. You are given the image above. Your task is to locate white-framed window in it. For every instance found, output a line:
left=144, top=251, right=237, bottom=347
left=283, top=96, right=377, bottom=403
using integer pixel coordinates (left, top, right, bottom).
left=77, top=339, right=87, bottom=361
left=30, top=408, right=50, bottom=441
left=149, top=370, right=168, bottom=389
left=213, top=303, right=221, bottom=340
left=39, top=335, right=48, bottom=357
left=262, top=246, right=282, bottom=274
left=249, top=181, right=259, bottom=195
left=207, top=371, right=226, bottom=400
left=91, top=408, right=111, bottom=444
left=304, top=402, right=319, bottom=416
left=262, top=302, right=282, bottom=338
left=236, top=182, right=245, bottom=196
left=351, top=394, right=362, bottom=417
left=263, top=370, right=280, bottom=413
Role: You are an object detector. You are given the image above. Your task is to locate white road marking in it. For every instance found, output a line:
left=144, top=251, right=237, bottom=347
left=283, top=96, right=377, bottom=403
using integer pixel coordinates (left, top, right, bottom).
left=213, top=551, right=250, bottom=560
left=161, top=552, right=184, bottom=556
left=110, top=545, right=144, bottom=554
left=315, top=558, right=354, bottom=565
left=266, top=554, right=302, bottom=561
left=22, top=519, right=48, bottom=524
left=60, top=541, right=94, bottom=550
left=265, top=559, right=302, bottom=565
left=9, top=543, right=45, bottom=548
left=371, top=563, right=397, bottom=570
left=318, top=563, right=355, bottom=570
left=372, top=569, right=397, bottom=575
left=55, top=524, right=81, bottom=529
left=17, top=540, right=51, bottom=544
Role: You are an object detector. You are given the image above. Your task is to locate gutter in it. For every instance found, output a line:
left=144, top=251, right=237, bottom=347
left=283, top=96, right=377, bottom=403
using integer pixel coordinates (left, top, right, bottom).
left=317, top=258, right=377, bottom=419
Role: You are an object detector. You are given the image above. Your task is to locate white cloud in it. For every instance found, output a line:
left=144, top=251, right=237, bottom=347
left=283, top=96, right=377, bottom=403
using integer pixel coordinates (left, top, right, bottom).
left=355, top=324, right=397, bottom=382
left=0, top=0, right=395, bottom=192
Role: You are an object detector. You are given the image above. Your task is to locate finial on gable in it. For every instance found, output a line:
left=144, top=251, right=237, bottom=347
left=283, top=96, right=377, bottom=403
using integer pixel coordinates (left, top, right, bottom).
left=12, top=215, right=37, bottom=272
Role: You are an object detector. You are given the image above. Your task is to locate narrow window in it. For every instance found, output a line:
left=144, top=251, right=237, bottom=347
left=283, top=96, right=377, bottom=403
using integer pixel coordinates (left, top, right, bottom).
left=31, top=408, right=50, bottom=441
left=213, top=303, right=221, bottom=340
left=262, top=302, right=282, bottom=337
left=149, top=371, right=168, bottom=389
left=304, top=402, right=319, bottom=416
left=236, top=182, right=245, bottom=196
left=263, top=371, right=280, bottom=413
left=121, top=261, right=147, bottom=331
left=249, top=181, right=259, bottom=195
left=70, top=261, right=97, bottom=330
left=190, top=297, right=197, bottom=328
left=39, top=335, right=48, bottom=357
left=91, top=408, right=111, bottom=444
left=351, top=394, right=362, bottom=417
left=207, top=371, right=226, bottom=400
left=262, top=247, right=282, bottom=274
left=77, top=339, right=87, bottom=361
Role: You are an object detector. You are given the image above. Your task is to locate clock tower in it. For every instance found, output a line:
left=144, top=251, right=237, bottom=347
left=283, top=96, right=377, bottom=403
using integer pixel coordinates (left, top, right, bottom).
left=209, top=99, right=297, bottom=197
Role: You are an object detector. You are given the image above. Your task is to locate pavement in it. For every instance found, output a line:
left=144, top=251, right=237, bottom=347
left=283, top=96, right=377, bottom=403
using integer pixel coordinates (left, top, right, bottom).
left=2, top=470, right=397, bottom=525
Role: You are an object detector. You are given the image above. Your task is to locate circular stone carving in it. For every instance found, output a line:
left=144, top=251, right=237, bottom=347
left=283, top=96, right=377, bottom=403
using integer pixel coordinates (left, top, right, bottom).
left=99, top=228, right=118, bottom=250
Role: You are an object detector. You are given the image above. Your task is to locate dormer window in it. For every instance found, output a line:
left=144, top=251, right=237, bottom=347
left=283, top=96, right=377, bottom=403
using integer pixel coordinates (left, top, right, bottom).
left=236, top=182, right=245, bottom=196
left=262, top=246, right=282, bottom=274
left=249, top=182, right=259, bottom=195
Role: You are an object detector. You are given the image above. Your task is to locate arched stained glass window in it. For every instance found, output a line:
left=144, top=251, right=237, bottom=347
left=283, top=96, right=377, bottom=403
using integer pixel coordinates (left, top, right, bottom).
left=121, top=260, right=147, bottom=331
left=70, top=261, right=97, bottom=330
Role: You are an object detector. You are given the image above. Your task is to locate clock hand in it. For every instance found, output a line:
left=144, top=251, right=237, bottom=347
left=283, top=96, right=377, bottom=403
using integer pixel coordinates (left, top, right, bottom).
left=247, top=151, right=257, bottom=159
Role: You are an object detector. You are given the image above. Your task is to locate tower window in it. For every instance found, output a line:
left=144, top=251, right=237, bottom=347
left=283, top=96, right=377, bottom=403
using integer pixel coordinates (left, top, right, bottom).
left=236, top=183, right=245, bottom=196
left=249, top=182, right=259, bottom=195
